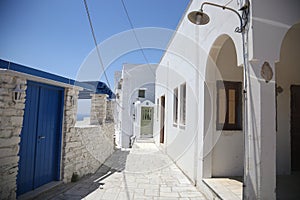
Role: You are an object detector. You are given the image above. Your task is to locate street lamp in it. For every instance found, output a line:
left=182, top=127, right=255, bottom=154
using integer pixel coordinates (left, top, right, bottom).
left=187, top=1, right=249, bottom=33
left=187, top=1, right=250, bottom=199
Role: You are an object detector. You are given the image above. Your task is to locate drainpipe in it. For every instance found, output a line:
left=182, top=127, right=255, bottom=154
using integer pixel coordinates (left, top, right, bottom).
left=193, top=25, right=200, bottom=186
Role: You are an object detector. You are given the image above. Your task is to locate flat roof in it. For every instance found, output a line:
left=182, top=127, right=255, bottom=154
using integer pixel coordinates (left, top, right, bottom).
left=0, top=59, right=114, bottom=98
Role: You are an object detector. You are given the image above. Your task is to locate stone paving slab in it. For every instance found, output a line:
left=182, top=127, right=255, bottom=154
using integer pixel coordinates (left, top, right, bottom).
left=34, top=142, right=207, bottom=200
left=203, top=178, right=242, bottom=200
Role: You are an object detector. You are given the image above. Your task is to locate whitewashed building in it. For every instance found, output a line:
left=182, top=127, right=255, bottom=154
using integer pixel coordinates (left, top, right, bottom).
left=154, top=0, right=300, bottom=199
left=115, top=63, right=157, bottom=148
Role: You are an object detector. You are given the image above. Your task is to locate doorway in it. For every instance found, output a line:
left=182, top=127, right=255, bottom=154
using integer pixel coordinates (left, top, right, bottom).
left=291, top=85, right=300, bottom=171
left=17, top=81, right=64, bottom=196
left=140, top=107, right=154, bottom=138
left=160, top=95, right=165, bottom=143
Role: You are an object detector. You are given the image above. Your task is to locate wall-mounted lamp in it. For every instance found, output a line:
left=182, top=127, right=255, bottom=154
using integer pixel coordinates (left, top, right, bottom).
left=70, top=95, right=75, bottom=106
left=187, top=1, right=249, bottom=33
left=13, top=84, right=23, bottom=102
left=187, top=2, right=250, bottom=199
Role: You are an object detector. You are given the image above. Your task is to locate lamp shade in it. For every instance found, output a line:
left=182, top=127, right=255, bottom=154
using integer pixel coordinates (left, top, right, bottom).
left=187, top=10, right=210, bottom=25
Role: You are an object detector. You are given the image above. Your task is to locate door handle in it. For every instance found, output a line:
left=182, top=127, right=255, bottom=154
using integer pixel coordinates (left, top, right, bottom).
left=38, top=136, right=46, bottom=140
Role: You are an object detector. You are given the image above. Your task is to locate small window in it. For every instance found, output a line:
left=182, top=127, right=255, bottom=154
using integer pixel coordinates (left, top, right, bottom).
left=117, top=82, right=122, bottom=89
left=156, top=98, right=159, bottom=121
left=180, top=83, right=186, bottom=125
left=138, top=89, right=145, bottom=98
left=217, top=81, right=242, bottom=130
left=173, top=87, right=178, bottom=124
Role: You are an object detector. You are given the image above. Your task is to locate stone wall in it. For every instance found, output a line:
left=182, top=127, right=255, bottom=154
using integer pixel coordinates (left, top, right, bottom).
left=0, top=72, right=115, bottom=198
left=106, top=100, right=114, bottom=122
left=62, top=123, right=114, bottom=182
left=61, top=88, right=79, bottom=182
left=90, top=94, right=107, bottom=125
left=62, top=92, right=115, bottom=182
left=0, top=73, right=26, bottom=200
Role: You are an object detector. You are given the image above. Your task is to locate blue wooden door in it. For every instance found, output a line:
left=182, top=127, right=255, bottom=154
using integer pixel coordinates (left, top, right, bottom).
left=17, top=81, right=64, bottom=196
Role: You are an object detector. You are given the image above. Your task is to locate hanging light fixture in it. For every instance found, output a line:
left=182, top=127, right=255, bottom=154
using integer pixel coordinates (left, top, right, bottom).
left=13, top=83, right=23, bottom=102
left=187, top=1, right=249, bottom=33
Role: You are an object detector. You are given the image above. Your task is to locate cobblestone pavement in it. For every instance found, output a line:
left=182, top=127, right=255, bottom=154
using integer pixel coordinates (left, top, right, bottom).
left=35, top=142, right=207, bottom=200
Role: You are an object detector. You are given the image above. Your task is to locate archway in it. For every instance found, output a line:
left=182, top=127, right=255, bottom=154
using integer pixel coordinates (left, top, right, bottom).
left=276, top=22, right=300, bottom=199
left=276, top=23, right=300, bottom=174
left=203, top=34, right=244, bottom=198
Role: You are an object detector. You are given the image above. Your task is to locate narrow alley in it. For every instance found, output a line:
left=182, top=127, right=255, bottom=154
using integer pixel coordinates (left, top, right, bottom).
left=32, top=141, right=207, bottom=200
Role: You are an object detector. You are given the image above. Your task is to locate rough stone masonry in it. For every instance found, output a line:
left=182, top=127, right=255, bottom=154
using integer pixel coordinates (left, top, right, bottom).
left=0, top=73, right=26, bottom=200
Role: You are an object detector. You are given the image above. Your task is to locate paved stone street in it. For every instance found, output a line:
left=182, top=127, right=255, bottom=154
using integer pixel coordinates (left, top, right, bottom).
left=34, top=141, right=207, bottom=200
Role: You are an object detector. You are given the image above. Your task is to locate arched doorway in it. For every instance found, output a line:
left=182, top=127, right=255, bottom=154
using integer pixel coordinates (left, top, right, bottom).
left=204, top=34, right=244, bottom=177
left=276, top=22, right=300, bottom=173
left=276, top=22, right=300, bottom=199
left=203, top=34, right=244, bottom=198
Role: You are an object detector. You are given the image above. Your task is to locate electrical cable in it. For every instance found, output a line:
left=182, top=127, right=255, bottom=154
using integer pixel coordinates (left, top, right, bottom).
left=120, top=0, right=156, bottom=76
left=83, top=0, right=112, bottom=90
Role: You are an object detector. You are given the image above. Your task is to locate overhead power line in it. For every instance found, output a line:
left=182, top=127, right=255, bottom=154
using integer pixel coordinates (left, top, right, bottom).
left=120, top=0, right=156, bottom=76
left=83, top=0, right=112, bottom=90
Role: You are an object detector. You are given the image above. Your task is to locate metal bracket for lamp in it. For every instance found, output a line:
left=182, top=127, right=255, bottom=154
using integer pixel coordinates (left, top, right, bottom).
left=187, top=1, right=250, bottom=33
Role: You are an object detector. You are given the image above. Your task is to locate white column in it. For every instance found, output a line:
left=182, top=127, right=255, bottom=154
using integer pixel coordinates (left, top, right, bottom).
left=244, top=60, right=276, bottom=199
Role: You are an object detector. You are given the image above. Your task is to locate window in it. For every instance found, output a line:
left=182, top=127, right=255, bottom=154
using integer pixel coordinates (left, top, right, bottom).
left=180, top=83, right=186, bottom=125
left=173, top=87, right=179, bottom=124
left=142, top=107, right=152, bottom=120
left=217, top=81, right=242, bottom=130
left=156, top=98, right=159, bottom=121
left=138, top=89, right=145, bottom=98
left=117, top=82, right=122, bottom=89
left=117, top=79, right=123, bottom=89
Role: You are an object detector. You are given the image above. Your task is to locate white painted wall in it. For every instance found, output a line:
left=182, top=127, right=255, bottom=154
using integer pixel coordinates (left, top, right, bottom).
left=117, top=63, right=157, bottom=148
left=210, top=38, right=244, bottom=177
left=155, top=0, right=246, bottom=185
left=276, top=23, right=300, bottom=175
left=154, top=0, right=300, bottom=199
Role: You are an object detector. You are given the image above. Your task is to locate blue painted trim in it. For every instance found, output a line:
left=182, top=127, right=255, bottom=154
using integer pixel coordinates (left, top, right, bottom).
left=0, top=59, right=75, bottom=85
left=0, top=59, right=114, bottom=98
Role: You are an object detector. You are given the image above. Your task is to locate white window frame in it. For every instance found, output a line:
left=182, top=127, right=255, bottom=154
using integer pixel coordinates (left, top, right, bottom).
left=179, top=83, right=186, bottom=126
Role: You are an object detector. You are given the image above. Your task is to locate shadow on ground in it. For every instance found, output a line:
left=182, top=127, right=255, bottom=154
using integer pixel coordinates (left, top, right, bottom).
left=33, top=149, right=130, bottom=200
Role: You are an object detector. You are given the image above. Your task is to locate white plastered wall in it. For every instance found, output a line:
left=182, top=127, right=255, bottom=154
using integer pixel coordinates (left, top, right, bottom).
left=208, top=37, right=244, bottom=177
left=120, top=64, right=157, bottom=148
left=155, top=0, right=300, bottom=198
left=154, top=0, right=246, bottom=184
left=276, top=22, right=300, bottom=175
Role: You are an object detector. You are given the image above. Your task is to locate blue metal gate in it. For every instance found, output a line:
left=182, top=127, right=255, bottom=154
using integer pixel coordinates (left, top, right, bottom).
left=17, top=81, right=64, bottom=196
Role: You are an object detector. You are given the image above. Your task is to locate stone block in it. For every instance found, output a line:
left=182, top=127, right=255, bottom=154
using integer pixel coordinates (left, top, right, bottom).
left=0, top=156, right=19, bottom=166
left=0, top=137, right=20, bottom=148
left=0, top=145, right=19, bottom=158
left=0, top=75, right=13, bottom=84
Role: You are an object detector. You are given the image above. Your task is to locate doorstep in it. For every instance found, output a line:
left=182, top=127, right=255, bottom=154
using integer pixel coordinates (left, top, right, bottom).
left=18, top=181, right=62, bottom=200
left=202, top=178, right=243, bottom=200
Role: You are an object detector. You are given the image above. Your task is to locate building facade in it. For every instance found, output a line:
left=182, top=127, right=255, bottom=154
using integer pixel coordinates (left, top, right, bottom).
left=115, top=63, right=157, bottom=148
left=154, top=0, right=300, bottom=199
left=0, top=60, right=115, bottom=199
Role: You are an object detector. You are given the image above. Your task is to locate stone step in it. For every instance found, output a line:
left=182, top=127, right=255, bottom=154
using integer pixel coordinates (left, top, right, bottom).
left=136, top=138, right=155, bottom=143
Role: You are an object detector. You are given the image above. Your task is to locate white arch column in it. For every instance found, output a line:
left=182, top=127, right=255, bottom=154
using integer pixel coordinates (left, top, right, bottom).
left=243, top=58, right=276, bottom=199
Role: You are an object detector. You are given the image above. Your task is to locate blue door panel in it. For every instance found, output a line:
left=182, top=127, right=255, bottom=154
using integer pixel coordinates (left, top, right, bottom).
left=17, top=84, right=39, bottom=195
left=34, top=87, right=62, bottom=188
left=17, top=81, right=64, bottom=196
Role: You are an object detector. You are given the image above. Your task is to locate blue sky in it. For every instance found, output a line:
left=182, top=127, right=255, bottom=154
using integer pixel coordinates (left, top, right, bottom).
left=0, top=0, right=190, bottom=89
